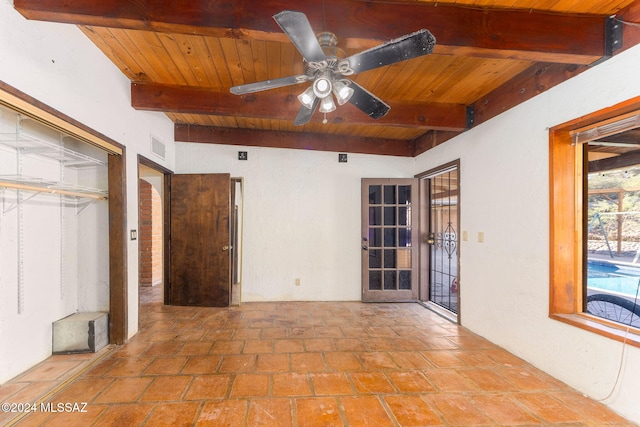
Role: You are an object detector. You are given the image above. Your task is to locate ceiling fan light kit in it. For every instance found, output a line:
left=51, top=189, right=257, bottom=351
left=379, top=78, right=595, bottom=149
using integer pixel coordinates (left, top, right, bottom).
left=298, top=86, right=316, bottom=109
left=319, top=95, right=337, bottom=114
left=230, top=10, right=436, bottom=126
left=312, top=70, right=333, bottom=99
left=333, top=80, right=354, bottom=106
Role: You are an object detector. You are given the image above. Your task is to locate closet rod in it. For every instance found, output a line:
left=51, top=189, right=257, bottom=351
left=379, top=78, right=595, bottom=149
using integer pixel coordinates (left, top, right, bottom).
left=0, top=180, right=107, bottom=200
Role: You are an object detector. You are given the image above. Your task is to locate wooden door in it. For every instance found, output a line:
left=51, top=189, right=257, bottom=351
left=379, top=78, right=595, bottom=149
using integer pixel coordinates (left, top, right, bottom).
left=169, top=173, right=230, bottom=306
left=362, top=178, right=419, bottom=302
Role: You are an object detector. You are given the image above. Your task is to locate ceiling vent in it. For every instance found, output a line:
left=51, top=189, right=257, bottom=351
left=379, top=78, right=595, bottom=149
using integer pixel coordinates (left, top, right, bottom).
left=150, top=136, right=166, bottom=159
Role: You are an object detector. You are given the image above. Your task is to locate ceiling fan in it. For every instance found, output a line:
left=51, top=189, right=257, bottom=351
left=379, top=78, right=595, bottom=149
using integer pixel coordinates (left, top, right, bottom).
left=230, top=10, right=436, bottom=126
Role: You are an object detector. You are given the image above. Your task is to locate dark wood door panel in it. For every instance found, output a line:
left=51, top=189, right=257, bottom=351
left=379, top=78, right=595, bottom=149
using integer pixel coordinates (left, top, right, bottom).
left=170, top=173, right=230, bottom=307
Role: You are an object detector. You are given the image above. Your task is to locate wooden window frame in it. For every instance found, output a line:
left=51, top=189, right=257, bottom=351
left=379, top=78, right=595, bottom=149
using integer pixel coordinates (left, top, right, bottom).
left=549, top=96, right=640, bottom=348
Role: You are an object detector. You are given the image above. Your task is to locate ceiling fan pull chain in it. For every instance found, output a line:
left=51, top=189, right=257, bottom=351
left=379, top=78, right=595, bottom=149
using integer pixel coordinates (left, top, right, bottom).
left=323, top=113, right=328, bottom=124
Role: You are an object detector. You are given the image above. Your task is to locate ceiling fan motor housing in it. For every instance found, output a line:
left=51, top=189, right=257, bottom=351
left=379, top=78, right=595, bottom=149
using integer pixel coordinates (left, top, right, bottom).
left=317, top=32, right=345, bottom=59
left=305, top=32, right=348, bottom=98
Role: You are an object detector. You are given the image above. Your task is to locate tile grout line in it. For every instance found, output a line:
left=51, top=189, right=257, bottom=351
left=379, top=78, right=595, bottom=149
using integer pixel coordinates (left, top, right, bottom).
left=5, top=344, right=119, bottom=427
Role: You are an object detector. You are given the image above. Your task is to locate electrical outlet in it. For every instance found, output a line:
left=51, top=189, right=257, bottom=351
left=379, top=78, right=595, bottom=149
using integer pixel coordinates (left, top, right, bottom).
left=295, top=278, right=301, bottom=286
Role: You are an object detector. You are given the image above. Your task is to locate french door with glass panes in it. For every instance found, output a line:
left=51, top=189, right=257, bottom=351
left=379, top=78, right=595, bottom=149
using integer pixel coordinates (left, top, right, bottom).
left=361, top=179, right=419, bottom=302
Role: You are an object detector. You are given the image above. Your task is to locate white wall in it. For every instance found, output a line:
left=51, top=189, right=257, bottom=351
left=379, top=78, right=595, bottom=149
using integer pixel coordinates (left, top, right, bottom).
left=414, top=45, right=640, bottom=424
left=175, top=144, right=414, bottom=301
left=0, top=1, right=175, bottom=382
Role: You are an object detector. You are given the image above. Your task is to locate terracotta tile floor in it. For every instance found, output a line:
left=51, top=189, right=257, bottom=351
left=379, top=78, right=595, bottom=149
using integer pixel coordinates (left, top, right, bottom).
left=1, top=288, right=637, bottom=426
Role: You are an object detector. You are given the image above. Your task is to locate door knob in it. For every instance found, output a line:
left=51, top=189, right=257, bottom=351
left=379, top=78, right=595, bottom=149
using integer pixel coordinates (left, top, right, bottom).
left=426, top=233, right=436, bottom=245
left=222, top=245, right=230, bottom=251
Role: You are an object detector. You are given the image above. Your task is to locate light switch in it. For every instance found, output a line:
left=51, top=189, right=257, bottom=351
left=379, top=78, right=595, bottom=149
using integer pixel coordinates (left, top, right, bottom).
left=462, top=231, right=468, bottom=241
left=477, top=232, right=484, bottom=243
left=130, top=230, right=137, bottom=241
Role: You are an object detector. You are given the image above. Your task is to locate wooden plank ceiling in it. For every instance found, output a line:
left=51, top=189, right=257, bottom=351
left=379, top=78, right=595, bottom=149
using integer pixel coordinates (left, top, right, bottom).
left=13, top=0, right=640, bottom=156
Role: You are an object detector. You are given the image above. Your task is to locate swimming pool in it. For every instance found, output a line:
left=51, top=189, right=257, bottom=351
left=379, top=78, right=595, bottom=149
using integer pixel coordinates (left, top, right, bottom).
left=587, top=261, right=640, bottom=298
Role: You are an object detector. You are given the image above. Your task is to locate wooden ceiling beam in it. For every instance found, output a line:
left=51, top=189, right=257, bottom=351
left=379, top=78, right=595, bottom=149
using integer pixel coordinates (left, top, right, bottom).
left=15, top=0, right=605, bottom=64
left=175, top=124, right=415, bottom=157
left=132, top=82, right=468, bottom=131
left=413, top=62, right=590, bottom=154
left=589, top=150, right=640, bottom=173
left=617, top=0, right=640, bottom=53
left=471, top=62, right=589, bottom=127
left=413, top=131, right=463, bottom=156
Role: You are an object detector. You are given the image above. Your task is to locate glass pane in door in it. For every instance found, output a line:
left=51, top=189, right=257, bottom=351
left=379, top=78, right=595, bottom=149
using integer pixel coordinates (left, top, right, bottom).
left=429, top=169, right=459, bottom=313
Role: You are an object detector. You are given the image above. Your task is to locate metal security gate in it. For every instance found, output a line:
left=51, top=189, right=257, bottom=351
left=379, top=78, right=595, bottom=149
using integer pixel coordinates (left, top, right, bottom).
left=419, top=163, right=460, bottom=318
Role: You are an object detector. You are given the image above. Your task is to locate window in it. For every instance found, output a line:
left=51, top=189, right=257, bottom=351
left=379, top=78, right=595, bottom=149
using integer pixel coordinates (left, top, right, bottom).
left=550, top=96, right=640, bottom=347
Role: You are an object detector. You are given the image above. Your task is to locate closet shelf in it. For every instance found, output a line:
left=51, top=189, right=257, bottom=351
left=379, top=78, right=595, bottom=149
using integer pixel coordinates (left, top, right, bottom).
left=0, top=131, right=107, bottom=168
left=0, top=175, right=108, bottom=200
left=0, top=127, right=108, bottom=201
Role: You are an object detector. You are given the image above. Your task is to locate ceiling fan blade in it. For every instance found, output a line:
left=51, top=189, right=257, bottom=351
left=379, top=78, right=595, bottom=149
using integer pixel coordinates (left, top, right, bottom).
left=293, top=97, right=320, bottom=126
left=273, top=11, right=326, bottom=63
left=348, top=81, right=390, bottom=119
left=343, top=29, right=436, bottom=75
left=230, top=74, right=310, bottom=95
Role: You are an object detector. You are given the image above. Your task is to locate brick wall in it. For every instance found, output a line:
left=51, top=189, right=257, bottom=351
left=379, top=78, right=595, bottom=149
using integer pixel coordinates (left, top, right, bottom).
left=139, top=179, right=163, bottom=287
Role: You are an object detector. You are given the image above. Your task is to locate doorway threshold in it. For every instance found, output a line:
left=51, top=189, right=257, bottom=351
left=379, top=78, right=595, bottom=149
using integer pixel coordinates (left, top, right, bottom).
left=418, top=300, right=459, bottom=324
